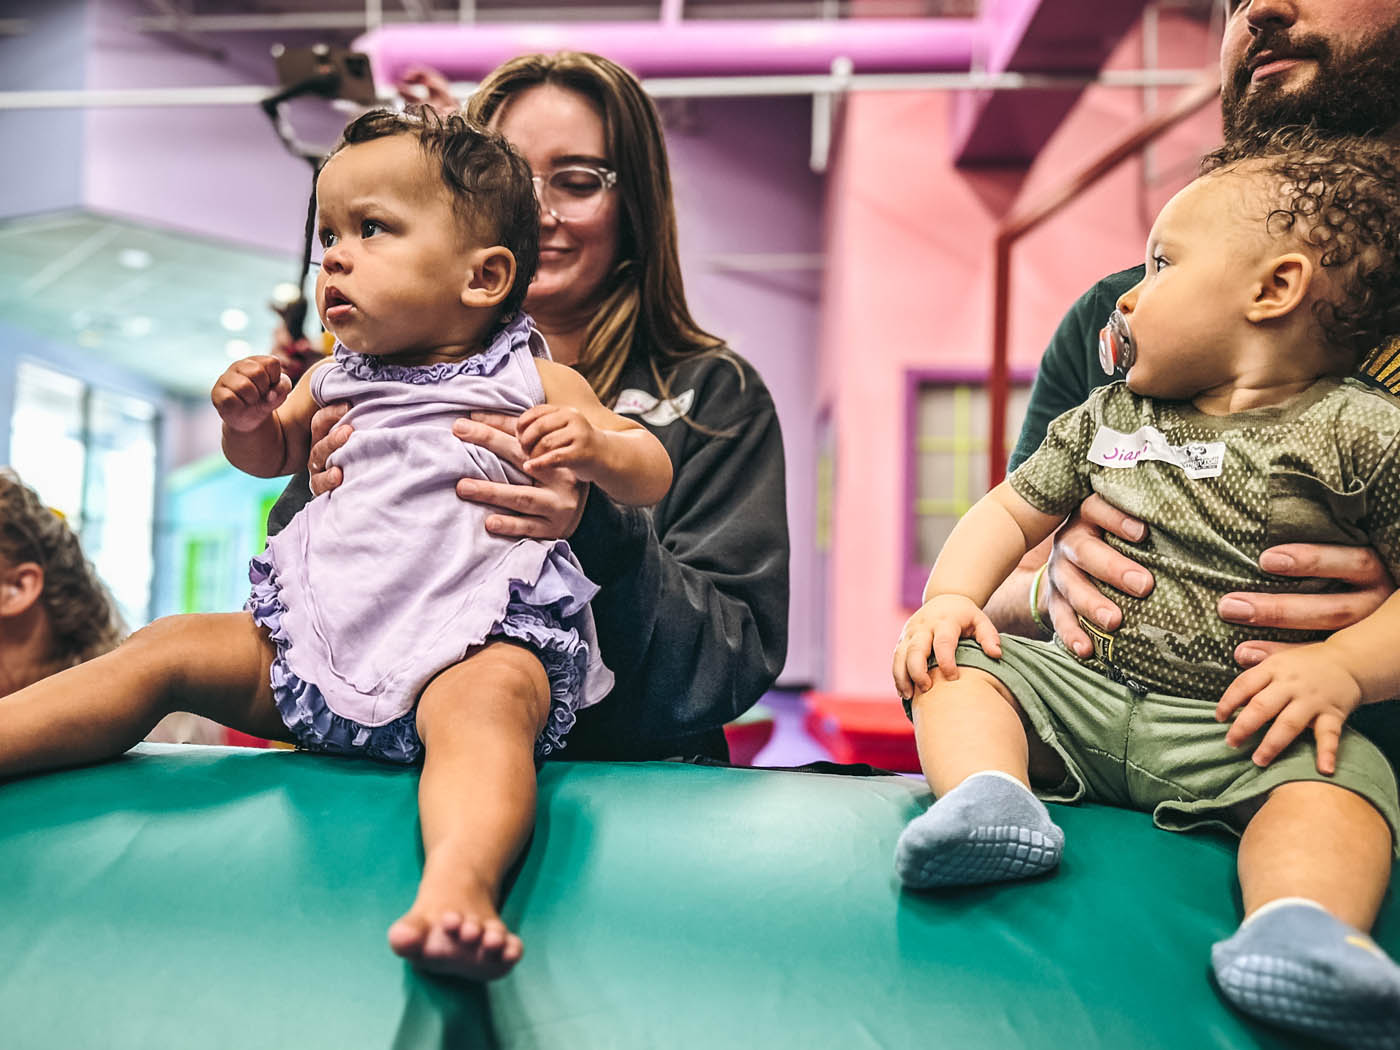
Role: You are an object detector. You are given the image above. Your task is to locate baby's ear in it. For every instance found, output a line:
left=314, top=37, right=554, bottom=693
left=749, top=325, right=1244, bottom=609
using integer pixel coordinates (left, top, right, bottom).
left=1247, top=251, right=1313, bottom=323
left=460, top=246, right=516, bottom=309
left=0, top=562, right=44, bottom=619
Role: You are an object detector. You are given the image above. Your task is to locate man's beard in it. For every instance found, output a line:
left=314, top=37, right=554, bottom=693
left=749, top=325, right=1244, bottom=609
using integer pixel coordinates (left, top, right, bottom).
left=1222, top=19, right=1400, bottom=144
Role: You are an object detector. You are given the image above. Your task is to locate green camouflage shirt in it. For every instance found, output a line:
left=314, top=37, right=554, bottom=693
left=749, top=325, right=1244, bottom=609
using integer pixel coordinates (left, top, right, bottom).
left=1010, top=376, right=1400, bottom=698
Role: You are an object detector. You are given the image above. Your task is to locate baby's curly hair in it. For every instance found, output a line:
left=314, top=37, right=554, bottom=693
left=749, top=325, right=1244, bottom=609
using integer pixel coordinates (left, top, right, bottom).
left=1202, top=127, right=1400, bottom=359
left=324, top=107, right=540, bottom=321
left=0, top=470, right=124, bottom=669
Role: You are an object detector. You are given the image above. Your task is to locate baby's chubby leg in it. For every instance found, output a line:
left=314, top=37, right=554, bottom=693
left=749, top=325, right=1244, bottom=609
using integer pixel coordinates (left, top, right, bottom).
left=896, top=666, right=1064, bottom=889
left=0, top=612, right=289, bottom=779
left=1213, top=781, right=1399, bottom=1048
left=387, top=641, right=551, bottom=981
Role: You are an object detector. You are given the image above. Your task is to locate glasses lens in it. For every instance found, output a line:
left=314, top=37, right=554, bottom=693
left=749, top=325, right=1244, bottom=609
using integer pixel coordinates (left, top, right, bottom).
left=543, top=168, right=609, bottom=221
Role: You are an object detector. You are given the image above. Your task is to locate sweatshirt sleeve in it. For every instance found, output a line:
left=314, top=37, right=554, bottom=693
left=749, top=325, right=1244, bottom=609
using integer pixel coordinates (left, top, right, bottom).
left=565, top=356, right=790, bottom=747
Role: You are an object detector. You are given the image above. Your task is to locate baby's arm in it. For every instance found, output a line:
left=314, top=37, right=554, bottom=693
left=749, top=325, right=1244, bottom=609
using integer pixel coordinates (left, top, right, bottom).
left=1216, top=590, right=1400, bottom=773
left=213, top=356, right=326, bottom=478
left=893, top=482, right=1064, bottom=698
left=527, top=359, right=673, bottom=506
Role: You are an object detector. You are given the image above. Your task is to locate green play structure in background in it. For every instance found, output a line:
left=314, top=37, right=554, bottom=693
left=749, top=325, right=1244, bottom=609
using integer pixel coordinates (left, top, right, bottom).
left=159, top=453, right=286, bottom=617
left=3, top=745, right=1389, bottom=1049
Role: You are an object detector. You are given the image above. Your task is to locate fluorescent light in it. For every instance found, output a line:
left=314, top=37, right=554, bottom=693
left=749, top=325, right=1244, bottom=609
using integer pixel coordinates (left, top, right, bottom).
left=220, top=307, right=249, bottom=332
left=272, top=282, right=302, bottom=305
left=117, top=248, right=152, bottom=270
left=225, top=338, right=252, bottom=359
left=121, top=315, right=153, bottom=338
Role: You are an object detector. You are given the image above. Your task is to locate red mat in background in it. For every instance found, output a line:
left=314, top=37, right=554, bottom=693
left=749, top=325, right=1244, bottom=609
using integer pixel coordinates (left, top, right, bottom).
left=802, top=692, right=919, bottom=772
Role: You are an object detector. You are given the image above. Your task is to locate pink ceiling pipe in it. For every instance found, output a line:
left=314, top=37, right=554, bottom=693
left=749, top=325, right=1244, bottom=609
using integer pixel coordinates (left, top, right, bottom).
left=356, top=20, right=980, bottom=83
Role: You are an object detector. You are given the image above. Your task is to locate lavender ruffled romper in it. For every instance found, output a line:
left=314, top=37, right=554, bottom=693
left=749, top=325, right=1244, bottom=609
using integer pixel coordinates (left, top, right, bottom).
left=246, top=315, right=613, bottom=763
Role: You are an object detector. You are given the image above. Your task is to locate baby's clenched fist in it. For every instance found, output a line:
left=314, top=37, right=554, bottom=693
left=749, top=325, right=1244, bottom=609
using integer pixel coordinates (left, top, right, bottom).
left=213, top=356, right=292, bottom=432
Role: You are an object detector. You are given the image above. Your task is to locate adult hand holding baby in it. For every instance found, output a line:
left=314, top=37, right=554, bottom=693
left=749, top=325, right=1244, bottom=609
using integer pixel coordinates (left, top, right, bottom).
left=305, top=406, right=588, bottom=537
left=1041, top=502, right=1394, bottom=668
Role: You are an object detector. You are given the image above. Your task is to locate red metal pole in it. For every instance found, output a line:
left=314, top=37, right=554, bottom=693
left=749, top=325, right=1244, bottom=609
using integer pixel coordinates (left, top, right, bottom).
left=987, top=72, right=1220, bottom=488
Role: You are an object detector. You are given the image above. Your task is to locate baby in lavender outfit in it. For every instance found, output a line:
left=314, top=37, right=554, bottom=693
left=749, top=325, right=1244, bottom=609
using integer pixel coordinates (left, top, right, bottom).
left=0, top=108, right=671, bottom=981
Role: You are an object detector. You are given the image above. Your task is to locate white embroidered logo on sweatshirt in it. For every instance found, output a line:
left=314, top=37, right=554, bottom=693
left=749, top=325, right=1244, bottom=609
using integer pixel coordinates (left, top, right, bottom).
left=615, top=388, right=695, bottom=426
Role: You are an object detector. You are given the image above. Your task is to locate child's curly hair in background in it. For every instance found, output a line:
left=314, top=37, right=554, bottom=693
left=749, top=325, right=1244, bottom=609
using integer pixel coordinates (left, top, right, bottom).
left=1203, top=125, right=1400, bottom=360
left=0, top=470, right=124, bottom=669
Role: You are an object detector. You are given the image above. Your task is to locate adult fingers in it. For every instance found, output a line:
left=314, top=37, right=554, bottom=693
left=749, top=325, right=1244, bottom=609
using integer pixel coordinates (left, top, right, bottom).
left=453, top=418, right=526, bottom=468
left=308, top=423, right=352, bottom=473
left=467, top=411, right=519, bottom=436
left=1259, top=542, right=1394, bottom=589
left=1077, top=493, right=1148, bottom=544
left=309, top=402, right=350, bottom=446
left=1217, top=587, right=1386, bottom=633
left=1046, top=571, right=1096, bottom=658
left=455, top=477, right=540, bottom=514
left=308, top=465, right=343, bottom=497
left=1054, top=516, right=1153, bottom=605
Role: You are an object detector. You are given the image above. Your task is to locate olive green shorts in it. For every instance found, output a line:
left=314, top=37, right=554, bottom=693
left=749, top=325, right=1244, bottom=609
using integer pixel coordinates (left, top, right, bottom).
left=941, top=635, right=1400, bottom=857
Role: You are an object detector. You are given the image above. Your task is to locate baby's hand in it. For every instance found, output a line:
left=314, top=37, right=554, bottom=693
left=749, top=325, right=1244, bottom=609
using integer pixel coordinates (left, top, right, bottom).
left=213, top=356, right=292, bottom=432
left=1215, top=643, right=1363, bottom=773
left=517, top=405, right=604, bottom=479
left=892, top=594, right=1002, bottom=701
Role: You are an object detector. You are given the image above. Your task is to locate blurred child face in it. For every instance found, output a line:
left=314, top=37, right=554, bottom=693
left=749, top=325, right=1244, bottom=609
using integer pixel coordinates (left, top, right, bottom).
left=315, top=134, right=483, bottom=363
left=1114, top=173, right=1265, bottom=401
left=490, top=84, right=622, bottom=335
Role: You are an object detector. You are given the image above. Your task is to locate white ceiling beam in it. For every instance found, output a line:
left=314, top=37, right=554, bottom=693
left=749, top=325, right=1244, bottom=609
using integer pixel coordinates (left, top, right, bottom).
left=0, top=68, right=1210, bottom=110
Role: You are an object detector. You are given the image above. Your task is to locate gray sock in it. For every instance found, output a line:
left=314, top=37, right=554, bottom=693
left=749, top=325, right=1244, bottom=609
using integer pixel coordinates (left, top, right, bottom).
left=895, top=771, right=1064, bottom=889
left=1212, top=899, right=1400, bottom=1050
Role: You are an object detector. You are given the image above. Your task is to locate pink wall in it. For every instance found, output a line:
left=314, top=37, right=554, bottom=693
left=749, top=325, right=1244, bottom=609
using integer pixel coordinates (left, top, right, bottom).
left=84, top=0, right=344, bottom=255
left=819, top=13, right=1221, bottom=694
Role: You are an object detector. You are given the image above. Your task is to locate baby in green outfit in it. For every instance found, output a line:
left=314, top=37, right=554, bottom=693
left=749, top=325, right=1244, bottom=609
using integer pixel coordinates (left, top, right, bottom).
left=892, top=128, right=1400, bottom=1049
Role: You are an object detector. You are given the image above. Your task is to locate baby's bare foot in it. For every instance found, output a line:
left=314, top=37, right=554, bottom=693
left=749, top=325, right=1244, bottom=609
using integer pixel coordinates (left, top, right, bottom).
left=388, top=861, right=523, bottom=980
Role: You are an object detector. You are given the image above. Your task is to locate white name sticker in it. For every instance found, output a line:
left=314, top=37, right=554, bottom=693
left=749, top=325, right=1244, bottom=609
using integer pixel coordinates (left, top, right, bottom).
left=1087, top=424, right=1225, bottom=479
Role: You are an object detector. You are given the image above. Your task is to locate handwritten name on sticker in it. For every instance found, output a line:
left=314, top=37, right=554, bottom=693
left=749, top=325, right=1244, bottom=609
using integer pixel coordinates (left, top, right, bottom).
left=1087, top=425, right=1224, bottom=479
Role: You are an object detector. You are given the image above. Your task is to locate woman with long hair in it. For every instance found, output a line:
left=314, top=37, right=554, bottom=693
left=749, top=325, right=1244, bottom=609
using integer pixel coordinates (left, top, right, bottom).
left=269, top=52, right=789, bottom=762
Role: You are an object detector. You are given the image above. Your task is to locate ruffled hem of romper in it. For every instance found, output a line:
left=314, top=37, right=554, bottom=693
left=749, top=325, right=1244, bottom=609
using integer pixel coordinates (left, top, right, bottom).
left=247, top=548, right=593, bottom=763
left=334, top=312, right=536, bottom=385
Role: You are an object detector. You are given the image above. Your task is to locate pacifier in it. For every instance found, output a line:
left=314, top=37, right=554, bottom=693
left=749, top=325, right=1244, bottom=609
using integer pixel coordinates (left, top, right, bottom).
left=1097, top=309, right=1135, bottom=376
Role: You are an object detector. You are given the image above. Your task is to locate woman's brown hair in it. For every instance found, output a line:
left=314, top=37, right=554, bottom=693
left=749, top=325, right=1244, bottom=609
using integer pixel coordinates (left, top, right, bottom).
left=0, top=470, right=124, bottom=670
left=466, top=51, right=734, bottom=409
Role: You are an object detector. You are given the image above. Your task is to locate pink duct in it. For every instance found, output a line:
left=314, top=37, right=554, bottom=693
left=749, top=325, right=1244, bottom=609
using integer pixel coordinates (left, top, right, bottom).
left=354, top=20, right=981, bottom=84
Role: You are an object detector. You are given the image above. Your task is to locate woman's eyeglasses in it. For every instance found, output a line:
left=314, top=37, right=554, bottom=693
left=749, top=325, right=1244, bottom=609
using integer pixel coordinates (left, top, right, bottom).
left=532, top=165, right=617, bottom=224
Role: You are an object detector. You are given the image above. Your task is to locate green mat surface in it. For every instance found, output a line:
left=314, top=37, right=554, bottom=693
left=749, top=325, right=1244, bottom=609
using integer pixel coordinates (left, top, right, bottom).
left=2, top=744, right=1393, bottom=1049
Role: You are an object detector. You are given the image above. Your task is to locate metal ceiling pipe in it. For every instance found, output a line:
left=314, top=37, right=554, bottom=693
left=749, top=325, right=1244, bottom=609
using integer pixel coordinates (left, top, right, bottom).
left=355, top=19, right=980, bottom=84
